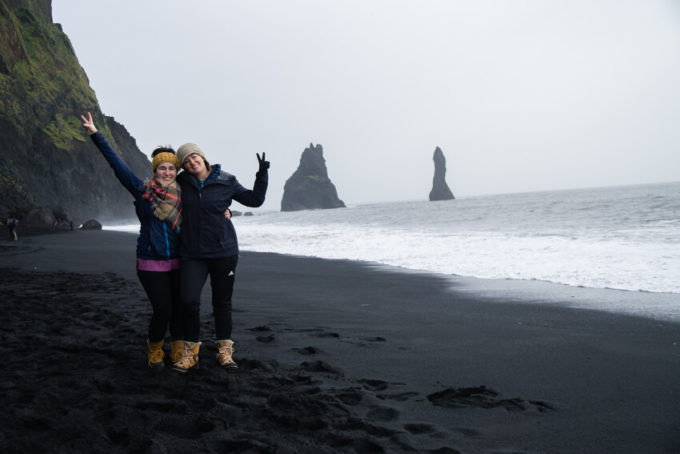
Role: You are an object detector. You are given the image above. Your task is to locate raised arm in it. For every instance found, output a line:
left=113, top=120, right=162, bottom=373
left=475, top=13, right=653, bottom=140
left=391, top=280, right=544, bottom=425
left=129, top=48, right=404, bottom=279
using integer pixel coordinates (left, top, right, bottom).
left=80, top=112, right=97, bottom=135
left=81, top=112, right=143, bottom=195
left=232, top=152, right=269, bottom=207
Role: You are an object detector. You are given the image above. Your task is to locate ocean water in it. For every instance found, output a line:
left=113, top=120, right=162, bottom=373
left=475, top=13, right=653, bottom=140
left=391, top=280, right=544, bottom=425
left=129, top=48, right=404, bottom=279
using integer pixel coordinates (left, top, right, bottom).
left=107, top=182, right=680, bottom=294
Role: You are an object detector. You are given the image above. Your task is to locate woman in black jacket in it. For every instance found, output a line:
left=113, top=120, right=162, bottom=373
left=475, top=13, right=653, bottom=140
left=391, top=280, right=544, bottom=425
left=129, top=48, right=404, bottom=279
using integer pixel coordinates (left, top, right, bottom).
left=172, top=142, right=269, bottom=372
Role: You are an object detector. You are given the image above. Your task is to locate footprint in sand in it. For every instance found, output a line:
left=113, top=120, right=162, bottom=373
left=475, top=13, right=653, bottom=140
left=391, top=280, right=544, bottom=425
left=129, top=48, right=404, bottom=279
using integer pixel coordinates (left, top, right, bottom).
left=367, top=406, right=399, bottom=422
left=404, top=422, right=436, bottom=434
left=333, top=387, right=363, bottom=405
left=293, top=346, right=321, bottom=355
left=252, top=376, right=296, bottom=389
left=284, top=327, right=340, bottom=338
left=237, top=358, right=276, bottom=372
left=377, top=391, right=419, bottom=401
left=248, top=325, right=272, bottom=333
left=427, top=386, right=556, bottom=413
left=358, top=378, right=389, bottom=391
left=299, top=360, right=344, bottom=376
left=334, top=417, right=400, bottom=438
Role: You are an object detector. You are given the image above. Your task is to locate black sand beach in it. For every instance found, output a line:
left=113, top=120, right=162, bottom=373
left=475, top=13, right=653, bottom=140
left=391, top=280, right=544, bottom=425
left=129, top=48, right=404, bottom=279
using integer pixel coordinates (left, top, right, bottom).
left=1, top=231, right=679, bottom=453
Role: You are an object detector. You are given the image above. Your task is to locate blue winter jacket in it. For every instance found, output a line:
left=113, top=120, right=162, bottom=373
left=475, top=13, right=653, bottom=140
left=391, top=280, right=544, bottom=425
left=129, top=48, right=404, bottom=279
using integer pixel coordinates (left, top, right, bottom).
left=177, top=164, right=268, bottom=259
left=90, top=132, right=180, bottom=260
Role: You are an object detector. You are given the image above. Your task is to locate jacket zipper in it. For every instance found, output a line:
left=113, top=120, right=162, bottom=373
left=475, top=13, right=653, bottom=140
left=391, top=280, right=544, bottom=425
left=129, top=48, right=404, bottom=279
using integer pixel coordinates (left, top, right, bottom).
left=163, top=222, right=170, bottom=258
left=198, top=184, right=202, bottom=255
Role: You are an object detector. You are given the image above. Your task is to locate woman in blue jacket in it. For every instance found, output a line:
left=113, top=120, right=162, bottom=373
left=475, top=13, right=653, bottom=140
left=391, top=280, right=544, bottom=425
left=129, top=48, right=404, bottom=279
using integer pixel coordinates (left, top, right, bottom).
left=172, top=142, right=269, bottom=372
left=81, top=112, right=185, bottom=369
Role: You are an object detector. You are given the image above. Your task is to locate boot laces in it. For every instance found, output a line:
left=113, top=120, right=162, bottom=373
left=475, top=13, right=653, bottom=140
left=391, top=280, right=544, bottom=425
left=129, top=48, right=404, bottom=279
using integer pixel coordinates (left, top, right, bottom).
left=218, top=344, right=234, bottom=355
left=174, top=356, right=193, bottom=369
left=217, top=343, right=235, bottom=365
left=175, top=355, right=196, bottom=369
left=174, top=345, right=198, bottom=369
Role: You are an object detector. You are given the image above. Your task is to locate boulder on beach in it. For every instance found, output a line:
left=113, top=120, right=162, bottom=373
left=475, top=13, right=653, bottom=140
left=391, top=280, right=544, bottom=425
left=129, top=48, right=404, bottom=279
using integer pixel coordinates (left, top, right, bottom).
left=80, top=219, right=103, bottom=230
left=281, top=143, right=345, bottom=211
left=429, top=146, right=455, bottom=201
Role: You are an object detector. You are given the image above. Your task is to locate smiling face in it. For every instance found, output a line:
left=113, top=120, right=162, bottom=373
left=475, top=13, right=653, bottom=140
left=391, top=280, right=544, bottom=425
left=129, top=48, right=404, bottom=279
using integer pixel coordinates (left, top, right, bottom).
left=183, top=153, right=210, bottom=180
left=154, top=162, right=178, bottom=186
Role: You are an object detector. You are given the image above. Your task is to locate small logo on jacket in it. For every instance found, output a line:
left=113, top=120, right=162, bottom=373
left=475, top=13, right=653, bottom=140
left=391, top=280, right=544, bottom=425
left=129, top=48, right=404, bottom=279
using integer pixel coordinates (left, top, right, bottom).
left=228, top=270, right=235, bottom=277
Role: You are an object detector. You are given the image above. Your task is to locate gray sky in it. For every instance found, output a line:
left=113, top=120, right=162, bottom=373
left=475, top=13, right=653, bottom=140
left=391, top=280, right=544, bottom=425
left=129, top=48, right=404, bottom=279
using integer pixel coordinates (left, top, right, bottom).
left=53, top=0, right=680, bottom=210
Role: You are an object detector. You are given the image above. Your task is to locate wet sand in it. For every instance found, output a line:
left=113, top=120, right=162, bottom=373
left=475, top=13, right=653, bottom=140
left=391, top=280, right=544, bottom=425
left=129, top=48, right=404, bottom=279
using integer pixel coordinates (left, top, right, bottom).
left=1, top=230, right=679, bottom=453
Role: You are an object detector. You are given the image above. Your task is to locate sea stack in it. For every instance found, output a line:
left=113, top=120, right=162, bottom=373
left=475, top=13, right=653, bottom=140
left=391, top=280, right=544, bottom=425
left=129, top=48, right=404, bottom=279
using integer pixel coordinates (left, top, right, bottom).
left=281, top=143, right=345, bottom=211
left=429, top=146, right=455, bottom=201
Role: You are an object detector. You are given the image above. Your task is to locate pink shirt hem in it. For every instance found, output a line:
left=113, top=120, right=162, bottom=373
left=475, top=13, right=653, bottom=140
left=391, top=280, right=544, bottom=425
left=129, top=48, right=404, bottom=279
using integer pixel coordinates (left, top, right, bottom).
left=136, top=258, right=181, bottom=272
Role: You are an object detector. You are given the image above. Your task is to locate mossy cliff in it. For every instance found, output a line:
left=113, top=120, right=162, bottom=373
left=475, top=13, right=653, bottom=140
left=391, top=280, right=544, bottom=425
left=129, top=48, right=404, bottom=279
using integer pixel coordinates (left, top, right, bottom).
left=0, top=0, right=150, bottom=223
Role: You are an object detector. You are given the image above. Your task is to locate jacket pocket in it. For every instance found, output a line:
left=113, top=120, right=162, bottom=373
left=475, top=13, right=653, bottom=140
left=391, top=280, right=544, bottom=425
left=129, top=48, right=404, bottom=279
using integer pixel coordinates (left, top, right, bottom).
left=220, top=220, right=236, bottom=250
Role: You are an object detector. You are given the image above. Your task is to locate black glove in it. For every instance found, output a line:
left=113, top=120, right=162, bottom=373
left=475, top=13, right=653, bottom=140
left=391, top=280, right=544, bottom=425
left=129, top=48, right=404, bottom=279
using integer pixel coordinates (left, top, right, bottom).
left=257, top=152, right=270, bottom=172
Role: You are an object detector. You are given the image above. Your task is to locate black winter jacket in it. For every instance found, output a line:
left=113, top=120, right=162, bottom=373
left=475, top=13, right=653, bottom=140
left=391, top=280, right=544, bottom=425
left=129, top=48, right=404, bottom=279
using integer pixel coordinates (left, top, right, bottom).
left=177, top=164, right=267, bottom=258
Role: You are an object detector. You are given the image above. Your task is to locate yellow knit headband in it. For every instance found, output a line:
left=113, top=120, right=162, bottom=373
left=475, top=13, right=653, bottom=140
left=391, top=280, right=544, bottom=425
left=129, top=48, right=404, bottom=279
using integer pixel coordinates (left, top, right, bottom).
left=152, top=152, right=180, bottom=172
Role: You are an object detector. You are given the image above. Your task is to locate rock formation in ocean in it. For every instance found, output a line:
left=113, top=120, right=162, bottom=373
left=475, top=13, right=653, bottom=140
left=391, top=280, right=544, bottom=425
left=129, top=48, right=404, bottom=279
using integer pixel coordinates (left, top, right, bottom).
left=0, top=0, right=151, bottom=223
left=429, top=146, right=455, bottom=201
left=281, top=143, right=346, bottom=211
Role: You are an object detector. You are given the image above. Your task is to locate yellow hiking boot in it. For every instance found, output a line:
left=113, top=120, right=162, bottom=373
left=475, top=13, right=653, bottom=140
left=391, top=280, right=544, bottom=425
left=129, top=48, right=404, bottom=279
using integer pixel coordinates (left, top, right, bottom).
left=170, top=340, right=185, bottom=364
left=147, top=339, right=165, bottom=369
left=172, top=341, right=201, bottom=373
left=216, top=339, right=238, bottom=369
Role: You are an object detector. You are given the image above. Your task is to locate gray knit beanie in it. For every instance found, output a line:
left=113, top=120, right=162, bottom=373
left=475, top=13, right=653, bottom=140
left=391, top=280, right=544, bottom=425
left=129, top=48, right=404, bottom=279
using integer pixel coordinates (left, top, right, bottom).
left=176, top=143, right=206, bottom=167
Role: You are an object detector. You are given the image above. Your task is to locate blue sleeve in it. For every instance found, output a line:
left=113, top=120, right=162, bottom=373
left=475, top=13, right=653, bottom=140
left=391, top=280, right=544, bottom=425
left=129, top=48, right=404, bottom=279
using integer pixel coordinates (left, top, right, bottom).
left=90, top=131, right=144, bottom=196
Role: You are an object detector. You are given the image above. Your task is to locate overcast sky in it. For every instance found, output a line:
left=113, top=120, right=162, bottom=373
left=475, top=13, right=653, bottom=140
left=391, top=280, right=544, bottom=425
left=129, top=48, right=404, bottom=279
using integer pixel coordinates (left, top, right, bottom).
left=52, top=0, right=680, bottom=210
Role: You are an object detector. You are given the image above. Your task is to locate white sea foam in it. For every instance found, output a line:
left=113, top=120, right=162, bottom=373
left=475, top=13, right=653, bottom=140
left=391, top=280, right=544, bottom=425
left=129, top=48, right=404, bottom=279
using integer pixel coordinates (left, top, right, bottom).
left=235, top=182, right=680, bottom=294
left=106, top=182, right=680, bottom=295
left=104, top=224, right=140, bottom=233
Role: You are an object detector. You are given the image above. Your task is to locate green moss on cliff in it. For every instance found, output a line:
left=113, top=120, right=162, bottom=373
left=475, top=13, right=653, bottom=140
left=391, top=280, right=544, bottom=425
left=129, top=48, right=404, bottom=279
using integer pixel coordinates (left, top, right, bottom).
left=0, top=73, right=22, bottom=125
left=1, top=3, right=98, bottom=139
left=42, top=113, right=86, bottom=150
left=0, top=0, right=151, bottom=221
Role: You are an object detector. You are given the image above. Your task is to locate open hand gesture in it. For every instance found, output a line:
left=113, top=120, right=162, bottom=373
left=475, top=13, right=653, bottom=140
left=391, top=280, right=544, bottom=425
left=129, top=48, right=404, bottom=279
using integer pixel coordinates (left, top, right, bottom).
left=80, top=112, right=97, bottom=135
left=257, top=152, right=270, bottom=172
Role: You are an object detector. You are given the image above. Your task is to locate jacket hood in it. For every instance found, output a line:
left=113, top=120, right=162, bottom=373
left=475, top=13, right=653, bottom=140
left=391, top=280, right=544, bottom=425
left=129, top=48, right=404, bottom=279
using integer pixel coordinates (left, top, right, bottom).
left=178, top=164, right=234, bottom=187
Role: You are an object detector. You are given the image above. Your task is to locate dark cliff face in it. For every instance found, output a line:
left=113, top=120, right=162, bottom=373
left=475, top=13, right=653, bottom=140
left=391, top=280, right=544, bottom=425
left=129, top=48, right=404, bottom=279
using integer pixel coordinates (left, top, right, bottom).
left=281, top=143, right=345, bottom=212
left=429, top=146, right=455, bottom=201
left=0, top=0, right=151, bottom=223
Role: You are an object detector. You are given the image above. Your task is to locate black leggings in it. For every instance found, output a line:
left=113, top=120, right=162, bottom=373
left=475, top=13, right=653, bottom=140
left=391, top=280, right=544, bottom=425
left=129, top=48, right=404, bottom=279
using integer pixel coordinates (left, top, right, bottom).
left=180, top=255, right=238, bottom=342
left=137, top=269, right=182, bottom=343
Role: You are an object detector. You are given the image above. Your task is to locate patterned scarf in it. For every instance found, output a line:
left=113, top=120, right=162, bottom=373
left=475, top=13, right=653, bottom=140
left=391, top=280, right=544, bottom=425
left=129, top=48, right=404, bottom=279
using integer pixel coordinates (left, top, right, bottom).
left=141, top=178, right=182, bottom=233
